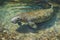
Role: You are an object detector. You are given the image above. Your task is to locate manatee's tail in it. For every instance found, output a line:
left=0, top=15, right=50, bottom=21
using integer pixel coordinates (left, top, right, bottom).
left=48, top=2, right=53, bottom=9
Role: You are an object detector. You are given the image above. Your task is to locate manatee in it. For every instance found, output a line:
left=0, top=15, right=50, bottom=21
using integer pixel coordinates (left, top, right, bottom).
left=11, top=3, right=54, bottom=29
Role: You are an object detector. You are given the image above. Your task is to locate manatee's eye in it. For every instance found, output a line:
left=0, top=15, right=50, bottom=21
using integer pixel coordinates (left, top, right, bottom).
left=17, top=18, right=22, bottom=21
left=17, top=18, right=20, bottom=20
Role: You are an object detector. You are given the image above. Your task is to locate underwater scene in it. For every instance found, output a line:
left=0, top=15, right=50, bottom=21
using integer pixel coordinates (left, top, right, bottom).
left=0, top=0, right=60, bottom=40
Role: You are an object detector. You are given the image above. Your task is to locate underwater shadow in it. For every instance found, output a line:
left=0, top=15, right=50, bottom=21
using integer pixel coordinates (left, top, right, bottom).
left=16, top=14, right=57, bottom=33
left=16, top=7, right=59, bottom=33
left=0, top=0, right=6, bottom=6
left=36, top=14, right=56, bottom=30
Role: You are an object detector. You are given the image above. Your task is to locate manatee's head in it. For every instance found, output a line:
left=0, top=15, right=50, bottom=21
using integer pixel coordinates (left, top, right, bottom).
left=11, top=16, right=22, bottom=24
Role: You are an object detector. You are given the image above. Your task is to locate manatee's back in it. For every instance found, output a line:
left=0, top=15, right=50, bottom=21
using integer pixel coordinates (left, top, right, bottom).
left=17, top=3, right=54, bottom=23
left=17, top=7, right=53, bottom=23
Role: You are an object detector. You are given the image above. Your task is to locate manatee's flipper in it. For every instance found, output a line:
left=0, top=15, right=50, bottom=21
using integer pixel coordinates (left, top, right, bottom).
left=18, top=22, right=22, bottom=26
left=28, top=21, right=37, bottom=29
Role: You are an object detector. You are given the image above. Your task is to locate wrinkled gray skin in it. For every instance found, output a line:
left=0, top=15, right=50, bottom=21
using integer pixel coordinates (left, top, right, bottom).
left=11, top=16, right=38, bottom=29
left=11, top=3, right=53, bottom=29
left=11, top=16, right=21, bottom=24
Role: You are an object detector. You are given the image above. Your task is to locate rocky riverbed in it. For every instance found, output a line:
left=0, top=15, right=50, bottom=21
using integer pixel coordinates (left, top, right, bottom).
left=0, top=2, right=60, bottom=40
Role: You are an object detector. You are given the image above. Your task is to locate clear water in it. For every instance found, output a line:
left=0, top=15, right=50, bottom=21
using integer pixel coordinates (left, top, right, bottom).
left=0, top=3, right=60, bottom=35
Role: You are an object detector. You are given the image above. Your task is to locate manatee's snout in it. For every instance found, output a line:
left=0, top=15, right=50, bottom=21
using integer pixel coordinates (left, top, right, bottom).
left=11, top=16, right=21, bottom=24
